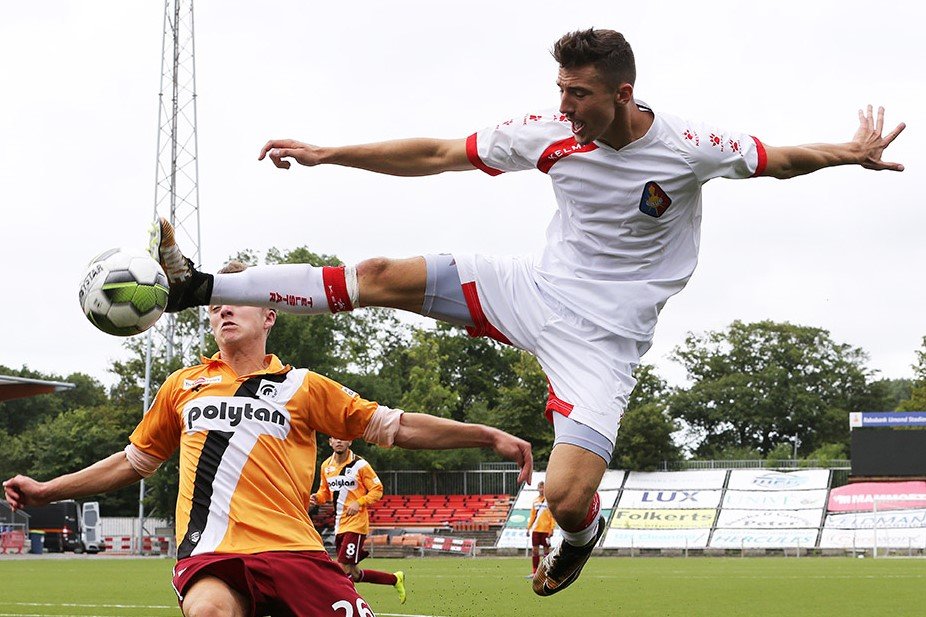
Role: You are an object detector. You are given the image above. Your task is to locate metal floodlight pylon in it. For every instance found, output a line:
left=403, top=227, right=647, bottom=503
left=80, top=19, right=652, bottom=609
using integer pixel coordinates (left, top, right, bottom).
left=140, top=0, right=204, bottom=555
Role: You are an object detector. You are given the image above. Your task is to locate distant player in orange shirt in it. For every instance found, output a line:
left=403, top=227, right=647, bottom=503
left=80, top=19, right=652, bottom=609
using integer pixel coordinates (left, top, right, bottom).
left=2, top=260, right=532, bottom=617
left=527, top=481, right=555, bottom=576
left=311, top=437, right=406, bottom=602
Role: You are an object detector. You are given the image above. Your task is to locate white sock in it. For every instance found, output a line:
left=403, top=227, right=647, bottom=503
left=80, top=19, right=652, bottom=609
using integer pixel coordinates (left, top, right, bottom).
left=560, top=516, right=601, bottom=547
left=211, top=264, right=331, bottom=313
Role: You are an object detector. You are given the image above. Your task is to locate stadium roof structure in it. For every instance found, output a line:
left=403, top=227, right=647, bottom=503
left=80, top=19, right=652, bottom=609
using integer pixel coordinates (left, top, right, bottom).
left=0, top=375, right=75, bottom=402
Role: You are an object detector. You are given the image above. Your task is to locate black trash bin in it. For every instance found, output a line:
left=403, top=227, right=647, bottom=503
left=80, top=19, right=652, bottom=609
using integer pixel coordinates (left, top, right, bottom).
left=28, top=530, right=45, bottom=554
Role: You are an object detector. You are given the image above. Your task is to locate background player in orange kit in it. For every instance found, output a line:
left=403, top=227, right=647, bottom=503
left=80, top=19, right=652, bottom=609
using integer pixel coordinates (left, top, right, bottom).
left=3, top=260, right=531, bottom=617
left=527, top=481, right=556, bottom=577
left=311, top=437, right=406, bottom=603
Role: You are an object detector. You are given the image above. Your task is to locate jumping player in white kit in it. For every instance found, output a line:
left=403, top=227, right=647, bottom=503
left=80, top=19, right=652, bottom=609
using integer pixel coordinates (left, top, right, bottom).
left=154, top=28, right=906, bottom=596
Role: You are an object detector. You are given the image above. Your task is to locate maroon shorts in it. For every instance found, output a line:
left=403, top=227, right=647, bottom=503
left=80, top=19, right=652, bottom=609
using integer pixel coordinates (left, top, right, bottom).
left=335, top=532, right=370, bottom=565
left=171, top=550, right=370, bottom=617
left=531, top=532, right=551, bottom=548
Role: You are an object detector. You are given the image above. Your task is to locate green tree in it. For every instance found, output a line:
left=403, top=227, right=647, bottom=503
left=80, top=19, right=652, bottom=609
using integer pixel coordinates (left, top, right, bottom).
left=1, top=405, right=140, bottom=514
left=667, top=320, right=874, bottom=458
left=0, top=366, right=106, bottom=434
left=473, top=351, right=553, bottom=461
left=805, top=442, right=847, bottom=465
left=612, top=365, right=680, bottom=470
left=898, top=336, right=926, bottom=411
left=866, top=378, right=913, bottom=411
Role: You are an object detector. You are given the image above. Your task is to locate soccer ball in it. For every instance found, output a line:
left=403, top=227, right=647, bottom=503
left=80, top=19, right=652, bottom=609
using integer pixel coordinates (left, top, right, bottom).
left=78, top=248, right=169, bottom=336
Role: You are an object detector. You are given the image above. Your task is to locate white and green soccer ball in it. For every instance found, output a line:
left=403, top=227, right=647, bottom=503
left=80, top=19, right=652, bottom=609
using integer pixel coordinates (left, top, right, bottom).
left=78, top=248, right=169, bottom=336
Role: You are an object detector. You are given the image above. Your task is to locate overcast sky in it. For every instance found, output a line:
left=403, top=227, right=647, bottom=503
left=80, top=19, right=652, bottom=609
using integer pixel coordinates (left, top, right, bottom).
left=1, top=1, right=923, bottom=391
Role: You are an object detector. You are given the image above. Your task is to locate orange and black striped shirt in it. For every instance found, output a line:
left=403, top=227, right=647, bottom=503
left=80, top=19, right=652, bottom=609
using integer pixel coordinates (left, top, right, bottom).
left=315, top=451, right=383, bottom=535
left=129, top=352, right=377, bottom=558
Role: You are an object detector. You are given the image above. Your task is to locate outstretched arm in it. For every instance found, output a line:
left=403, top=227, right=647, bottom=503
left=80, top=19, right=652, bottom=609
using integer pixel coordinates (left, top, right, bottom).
left=761, top=105, right=905, bottom=179
left=258, top=137, right=474, bottom=176
left=393, top=412, right=533, bottom=485
left=2, top=452, right=143, bottom=510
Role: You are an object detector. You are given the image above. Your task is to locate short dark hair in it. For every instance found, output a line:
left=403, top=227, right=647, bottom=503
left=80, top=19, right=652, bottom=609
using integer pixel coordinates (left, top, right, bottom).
left=218, top=260, right=248, bottom=275
left=552, top=28, right=636, bottom=87
left=213, top=260, right=276, bottom=319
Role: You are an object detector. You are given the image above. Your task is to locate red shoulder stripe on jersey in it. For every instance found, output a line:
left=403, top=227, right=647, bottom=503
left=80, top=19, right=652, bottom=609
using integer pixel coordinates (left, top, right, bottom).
left=460, top=281, right=512, bottom=345
left=465, top=134, right=504, bottom=176
left=751, top=136, right=767, bottom=177
left=537, top=137, right=598, bottom=174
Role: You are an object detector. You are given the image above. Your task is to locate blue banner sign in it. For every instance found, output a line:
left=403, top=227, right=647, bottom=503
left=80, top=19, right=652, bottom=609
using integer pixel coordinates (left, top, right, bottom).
left=849, top=412, right=926, bottom=428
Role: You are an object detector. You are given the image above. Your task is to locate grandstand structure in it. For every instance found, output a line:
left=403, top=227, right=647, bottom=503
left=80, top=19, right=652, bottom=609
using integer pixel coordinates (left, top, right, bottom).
left=0, top=375, right=74, bottom=402
left=0, top=376, right=75, bottom=554
left=496, top=469, right=926, bottom=556
left=305, top=466, right=926, bottom=558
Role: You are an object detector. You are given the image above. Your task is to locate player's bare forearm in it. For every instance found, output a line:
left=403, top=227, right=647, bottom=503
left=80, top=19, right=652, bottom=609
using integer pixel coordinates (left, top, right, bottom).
left=259, top=137, right=473, bottom=176
left=325, top=139, right=472, bottom=176
left=395, top=413, right=503, bottom=449
left=763, top=142, right=864, bottom=179
left=395, top=413, right=533, bottom=484
left=762, top=105, right=905, bottom=179
left=2, top=452, right=142, bottom=509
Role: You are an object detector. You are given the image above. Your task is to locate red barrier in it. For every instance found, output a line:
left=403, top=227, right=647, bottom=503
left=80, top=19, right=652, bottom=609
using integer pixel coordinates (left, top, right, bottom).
left=1, top=530, right=25, bottom=553
left=103, top=535, right=169, bottom=554
left=422, top=535, right=476, bottom=556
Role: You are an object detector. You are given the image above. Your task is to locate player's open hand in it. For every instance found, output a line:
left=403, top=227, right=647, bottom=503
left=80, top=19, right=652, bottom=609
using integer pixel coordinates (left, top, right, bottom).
left=853, top=105, right=905, bottom=171
left=258, top=139, right=322, bottom=169
left=491, top=432, right=534, bottom=486
left=345, top=502, right=361, bottom=516
left=2, top=475, right=46, bottom=510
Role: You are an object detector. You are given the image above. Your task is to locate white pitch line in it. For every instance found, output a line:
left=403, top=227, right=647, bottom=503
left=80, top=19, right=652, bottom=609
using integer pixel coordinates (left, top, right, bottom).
left=379, top=613, right=449, bottom=617
left=2, top=603, right=446, bottom=617
left=4, top=602, right=174, bottom=609
left=0, top=614, right=136, bottom=617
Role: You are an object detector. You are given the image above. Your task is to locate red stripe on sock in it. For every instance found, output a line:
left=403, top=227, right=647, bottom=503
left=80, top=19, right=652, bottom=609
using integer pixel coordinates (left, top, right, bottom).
left=579, top=492, right=601, bottom=529
left=563, top=492, right=601, bottom=532
left=322, top=266, right=353, bottom=313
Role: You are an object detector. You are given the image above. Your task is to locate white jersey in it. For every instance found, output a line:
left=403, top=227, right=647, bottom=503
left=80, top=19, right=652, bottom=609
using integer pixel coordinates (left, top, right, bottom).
left=465, top=102, right=766, bottom=341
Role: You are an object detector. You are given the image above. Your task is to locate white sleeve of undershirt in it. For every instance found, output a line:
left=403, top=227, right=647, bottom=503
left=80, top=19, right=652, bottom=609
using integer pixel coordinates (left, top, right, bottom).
left=362, top=405, right=404, bottom=448
left=124, top=443, right=165, bottom=478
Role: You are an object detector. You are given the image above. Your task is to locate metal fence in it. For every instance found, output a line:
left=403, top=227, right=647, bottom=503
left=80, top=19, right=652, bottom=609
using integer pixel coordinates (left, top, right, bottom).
left=377, top=469, right=523, bottom=496
left=378, top=460, right=854, bottom=496
left=0, top=500, right=28, bottom=527
left=663, top=459, right=852, bottom=487
left=663, top=459, right=851, bottom=471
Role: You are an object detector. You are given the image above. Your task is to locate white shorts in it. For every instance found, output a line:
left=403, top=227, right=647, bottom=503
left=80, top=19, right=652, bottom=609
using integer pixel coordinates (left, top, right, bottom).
left=454, top=253, right=647, bottom=446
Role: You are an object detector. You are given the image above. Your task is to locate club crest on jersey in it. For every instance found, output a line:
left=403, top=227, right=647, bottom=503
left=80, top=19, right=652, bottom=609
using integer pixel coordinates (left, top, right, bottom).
left=182, top=376, right=222, bottom=390
left=257, top=380, right=280, bottom=401
left=639, top=181, right=672, bottom=218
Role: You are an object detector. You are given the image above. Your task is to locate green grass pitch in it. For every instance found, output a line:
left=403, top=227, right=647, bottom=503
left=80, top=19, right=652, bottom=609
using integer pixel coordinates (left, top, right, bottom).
left=1, top=556, right=924, bottom=616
